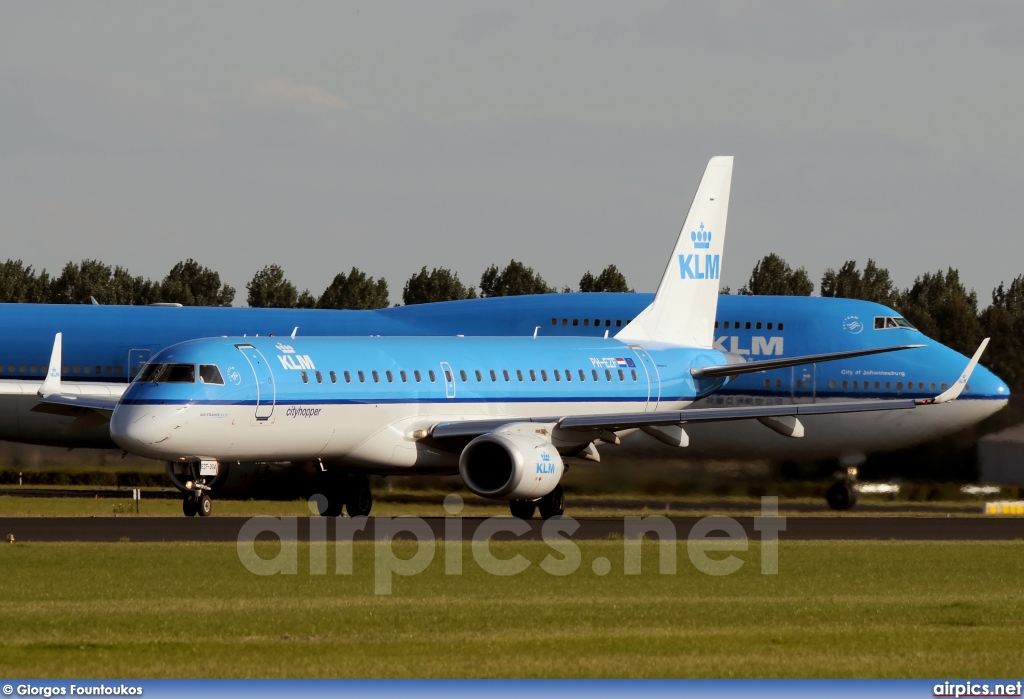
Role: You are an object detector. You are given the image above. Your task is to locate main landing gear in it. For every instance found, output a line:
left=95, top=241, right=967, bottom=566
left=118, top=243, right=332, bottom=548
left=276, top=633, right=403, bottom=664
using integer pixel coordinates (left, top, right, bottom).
left=510, top=485, right=565, bottom=520
left=826, top=467, right=859, bottom=511
left=314, top=474, right=373, bottom=517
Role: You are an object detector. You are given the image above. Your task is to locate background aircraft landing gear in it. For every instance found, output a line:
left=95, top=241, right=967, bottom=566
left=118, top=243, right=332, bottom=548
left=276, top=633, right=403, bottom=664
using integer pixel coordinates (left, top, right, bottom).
left=509, top=500, right=536, bottom=520
left=826, top=468, right=859, bottom=511
left=345, top=475, right=373, bottom=517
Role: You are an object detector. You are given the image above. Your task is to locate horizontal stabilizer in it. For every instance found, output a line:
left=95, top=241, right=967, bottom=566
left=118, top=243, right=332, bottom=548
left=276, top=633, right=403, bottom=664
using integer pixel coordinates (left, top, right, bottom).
left=690, top=344, right=925, bottom=379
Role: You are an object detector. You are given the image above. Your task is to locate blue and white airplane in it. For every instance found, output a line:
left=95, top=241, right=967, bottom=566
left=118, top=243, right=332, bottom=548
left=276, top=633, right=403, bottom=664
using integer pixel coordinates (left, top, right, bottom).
left=80, top=157, right=984, bottom=517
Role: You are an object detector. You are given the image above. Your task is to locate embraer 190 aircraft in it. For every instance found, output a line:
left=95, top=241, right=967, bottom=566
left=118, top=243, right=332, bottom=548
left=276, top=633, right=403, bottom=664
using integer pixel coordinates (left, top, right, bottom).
left=76, top=157, right=982, bottom=517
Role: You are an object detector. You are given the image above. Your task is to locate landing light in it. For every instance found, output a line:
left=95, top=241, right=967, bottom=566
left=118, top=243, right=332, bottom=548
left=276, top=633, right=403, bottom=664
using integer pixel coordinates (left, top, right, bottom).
left=185, top=480, right=193, bottom=490
left=411, top=429, right=429, bottom=439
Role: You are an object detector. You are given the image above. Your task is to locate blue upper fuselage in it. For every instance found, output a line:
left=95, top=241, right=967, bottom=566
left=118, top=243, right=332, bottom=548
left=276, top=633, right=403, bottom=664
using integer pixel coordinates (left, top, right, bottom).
left=0, top=294, right=1009, bottom=401
left=118, top=335, right=727, bottom=410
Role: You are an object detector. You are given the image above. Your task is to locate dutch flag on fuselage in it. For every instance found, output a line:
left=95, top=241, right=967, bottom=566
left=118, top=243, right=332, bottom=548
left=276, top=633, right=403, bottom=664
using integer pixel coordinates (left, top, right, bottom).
left=615, top=358, right=635, bottom=368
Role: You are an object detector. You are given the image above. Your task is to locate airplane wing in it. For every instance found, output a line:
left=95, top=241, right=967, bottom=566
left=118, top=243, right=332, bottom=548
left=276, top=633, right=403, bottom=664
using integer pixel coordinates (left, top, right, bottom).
left=690, top=344, right=924, bottom=378
left=429, top=339, right=989, bottom=443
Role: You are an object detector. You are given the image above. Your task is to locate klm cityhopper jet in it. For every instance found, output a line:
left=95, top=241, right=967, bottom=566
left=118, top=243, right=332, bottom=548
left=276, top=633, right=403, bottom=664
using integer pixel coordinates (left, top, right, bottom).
left=90, top=157, right=982, bottom=517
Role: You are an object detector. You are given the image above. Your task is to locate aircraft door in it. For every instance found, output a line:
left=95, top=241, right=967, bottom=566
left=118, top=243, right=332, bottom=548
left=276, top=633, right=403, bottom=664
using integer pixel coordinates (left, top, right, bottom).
left=629, top=345, right=661, bottom=411
left=439, top=362, right=456, bottom=399
left=128, top=349, right=151, bottom=381
left=791, top=364, right=816, bottom=404
left=236, top=344, right=276, bottom=419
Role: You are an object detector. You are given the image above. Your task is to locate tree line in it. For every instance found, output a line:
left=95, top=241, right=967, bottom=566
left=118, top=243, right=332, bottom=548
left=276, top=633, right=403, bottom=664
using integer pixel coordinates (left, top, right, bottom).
left=1, top=254, right=1021, bottom=392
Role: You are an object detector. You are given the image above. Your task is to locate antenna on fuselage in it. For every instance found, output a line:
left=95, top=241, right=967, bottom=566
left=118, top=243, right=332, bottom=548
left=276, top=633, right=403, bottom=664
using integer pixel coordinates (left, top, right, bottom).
left=533, top=326, right=539, bottom=339
left=291, top=327, right=298, bottom=339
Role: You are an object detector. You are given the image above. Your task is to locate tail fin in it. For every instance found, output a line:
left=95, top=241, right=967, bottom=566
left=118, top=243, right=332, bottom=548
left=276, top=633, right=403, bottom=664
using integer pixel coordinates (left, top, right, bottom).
left=616, top=156, right=733, bottom=348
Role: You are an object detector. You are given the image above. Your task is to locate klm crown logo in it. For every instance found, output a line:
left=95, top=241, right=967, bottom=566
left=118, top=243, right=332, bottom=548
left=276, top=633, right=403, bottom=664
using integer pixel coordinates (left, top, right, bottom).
left=691, top=222, right=712, bottom=249
left=679, top=220, right=720, bottom=280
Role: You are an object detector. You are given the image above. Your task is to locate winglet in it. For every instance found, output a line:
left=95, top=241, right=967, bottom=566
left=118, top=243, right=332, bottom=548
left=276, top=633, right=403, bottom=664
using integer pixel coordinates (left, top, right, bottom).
left=37, top=333, right=63, bottom=397
left=917, top=338, right=990, bottom=405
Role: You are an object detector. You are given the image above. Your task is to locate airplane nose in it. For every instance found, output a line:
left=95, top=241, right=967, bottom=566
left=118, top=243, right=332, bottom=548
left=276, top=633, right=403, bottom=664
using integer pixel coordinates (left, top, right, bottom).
left=110, top=405, right=177, bottom=457
left=965, top=363, right=1010, bottom=402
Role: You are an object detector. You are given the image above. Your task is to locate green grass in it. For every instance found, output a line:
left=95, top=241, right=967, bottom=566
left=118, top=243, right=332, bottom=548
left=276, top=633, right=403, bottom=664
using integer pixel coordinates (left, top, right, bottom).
left=1, top=540, right=1023, bottom=677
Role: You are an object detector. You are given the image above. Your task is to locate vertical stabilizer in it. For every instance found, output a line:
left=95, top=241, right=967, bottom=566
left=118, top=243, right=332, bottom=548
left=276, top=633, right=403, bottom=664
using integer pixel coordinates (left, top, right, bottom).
left=616, top=156, right=733, bottom=348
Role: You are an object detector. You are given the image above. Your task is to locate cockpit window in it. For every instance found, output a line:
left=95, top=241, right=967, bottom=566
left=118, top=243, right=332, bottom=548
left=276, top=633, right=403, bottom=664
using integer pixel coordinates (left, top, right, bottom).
left=874, top=316, right=916, bottom=330
left=136, top=363, right=196, bottom=384
left=199, top=365, right=224, bottom=385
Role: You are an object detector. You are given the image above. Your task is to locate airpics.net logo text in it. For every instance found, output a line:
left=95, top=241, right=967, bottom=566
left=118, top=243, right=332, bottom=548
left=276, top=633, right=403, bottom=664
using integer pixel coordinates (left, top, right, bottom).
left=236, top=496, right=786, bottom=595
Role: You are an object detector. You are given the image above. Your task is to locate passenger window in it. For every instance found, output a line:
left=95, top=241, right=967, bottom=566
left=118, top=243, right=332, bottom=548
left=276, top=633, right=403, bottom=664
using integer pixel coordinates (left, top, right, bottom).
left=490, top=370, right=497, bottom=382
left=358, top=371, right=365, bottom=383
left=344, top=371, right=351, bottom=383
left=550, top=318, right=557, bottom=326
left=885, top=381, right=891, bottom=390
left=95, top=366, right=101, bottom=375
left=372, top=370, right=380, bottom=383
left=105, top=366, right=112, bottom=375
left=604, top=320, right=611, bottom=327
left=429, top=370, right=436, bottom=382
left=930, top=382, right=936, bottom=391
left=941, top=383, right=947, bottom=390
left=529, top=370, right=537, bottom=381
left=444, top=370, right=453, bottom=382
left=583, top=319, right=590, bottom=327
left=301, top=371, right=309, bottom=384
left=572, top=319, right=579, bottom=327
left=385, top=370, right=393, bottom=383
left=579, top=369, right=586, bottom=382
left=516, top=370, right=523, bottom=382
left=615, top=320, right=622, bottom=327
left=475, top=370, right=483, bottom=382
left=756, top=322, right=762, bottom=329
left=841, top=380, right=848, bottom=389
left=459, top=369, right=467, bottom=382
left=314, top=371, right=322, bottom=383
left=83, top=366, right=90, bottom=374
left=829, top=380, right=836, bottom=389
left=116, top=365, right=124, bottom=375
left=764, top=379, right=770, bottom=388
left=918, top=382, right=924, bottom=390
left=73, top=366, right=80, bottom=374
left=503, top=369, right=510, bottom=382
left=540, top=370, right=548, bottom=381
left=554, top=370, right=560, bottom=382
left=199, top=365, right=225, bottom=385
left=400, top=370, right=407, bottom=382
left=767, top=322, right=773, bottom=330
left=618, top=369, right=625, bottom=381
left=565, top=369, right=572, bottom=382
left=723, top=321, right=730, bottom=329
left=592, top=370, right=599, bottom=381
left=715, top=321, right=719, bottom=329
left=874, top=382, right=880, bottom=389
left=414, top=370, right=421, bottom=382
left=745, top=322, right=751, bottom=330
left=775, top=379, right=782, bottom=388
left=778, top=323, right=784, bottom=330
left=561, top=318, right=567, bottom=326
left=330, top=371, right=337, bottom=383
left=593, top=319, right=599, bottom=327
left=853, top=381, right=858, bottom=389
left=605, top=369, right=612, bottom=381
left=630, top=369, right=637, bottom=381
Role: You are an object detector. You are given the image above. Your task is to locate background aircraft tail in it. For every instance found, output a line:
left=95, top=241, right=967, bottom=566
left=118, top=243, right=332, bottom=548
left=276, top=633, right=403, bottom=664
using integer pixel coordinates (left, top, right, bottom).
left=616, top=155, right=733, bottom=348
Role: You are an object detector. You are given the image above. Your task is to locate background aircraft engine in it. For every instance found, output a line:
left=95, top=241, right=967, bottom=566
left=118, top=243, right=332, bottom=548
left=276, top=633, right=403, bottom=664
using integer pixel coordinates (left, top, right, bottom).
left=459, top=431, right=564, bottom=500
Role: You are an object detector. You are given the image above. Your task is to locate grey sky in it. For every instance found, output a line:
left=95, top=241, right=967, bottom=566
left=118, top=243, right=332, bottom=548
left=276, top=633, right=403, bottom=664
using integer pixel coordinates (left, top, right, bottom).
left=1, top=1, right=1022, bottom=305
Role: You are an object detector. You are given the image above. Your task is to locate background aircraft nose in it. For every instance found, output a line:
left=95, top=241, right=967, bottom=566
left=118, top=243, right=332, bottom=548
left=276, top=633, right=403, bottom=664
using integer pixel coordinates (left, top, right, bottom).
left=966, top=363, right=1010, bottom=401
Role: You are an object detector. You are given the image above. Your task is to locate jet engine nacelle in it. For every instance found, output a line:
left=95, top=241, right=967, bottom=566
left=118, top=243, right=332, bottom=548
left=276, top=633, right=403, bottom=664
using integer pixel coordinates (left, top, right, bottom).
left=459, top=429, right=564, bottom=501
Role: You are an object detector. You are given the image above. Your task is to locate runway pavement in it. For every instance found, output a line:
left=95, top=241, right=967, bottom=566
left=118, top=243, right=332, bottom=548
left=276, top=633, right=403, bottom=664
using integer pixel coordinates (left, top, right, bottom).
left=2, top=515, right=1023, bottom=542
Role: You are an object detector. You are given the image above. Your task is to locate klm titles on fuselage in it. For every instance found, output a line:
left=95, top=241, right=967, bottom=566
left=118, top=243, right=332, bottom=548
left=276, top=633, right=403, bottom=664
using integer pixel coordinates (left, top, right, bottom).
left=275, top=342, right=316, bottom=371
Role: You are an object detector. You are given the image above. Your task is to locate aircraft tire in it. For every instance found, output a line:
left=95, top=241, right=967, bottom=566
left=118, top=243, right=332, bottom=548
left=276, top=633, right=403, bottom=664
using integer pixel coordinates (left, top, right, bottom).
left=197, top=493, right=213, bottom=517
left=509, top=500, right=537, bottom=520
left=825, top=480, right=857, bottom=511
left=182, top=497, right=198, bottom=517
left=345, top=477, right=372, bottom=517
left=538, top=485, right=565, bottom=519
